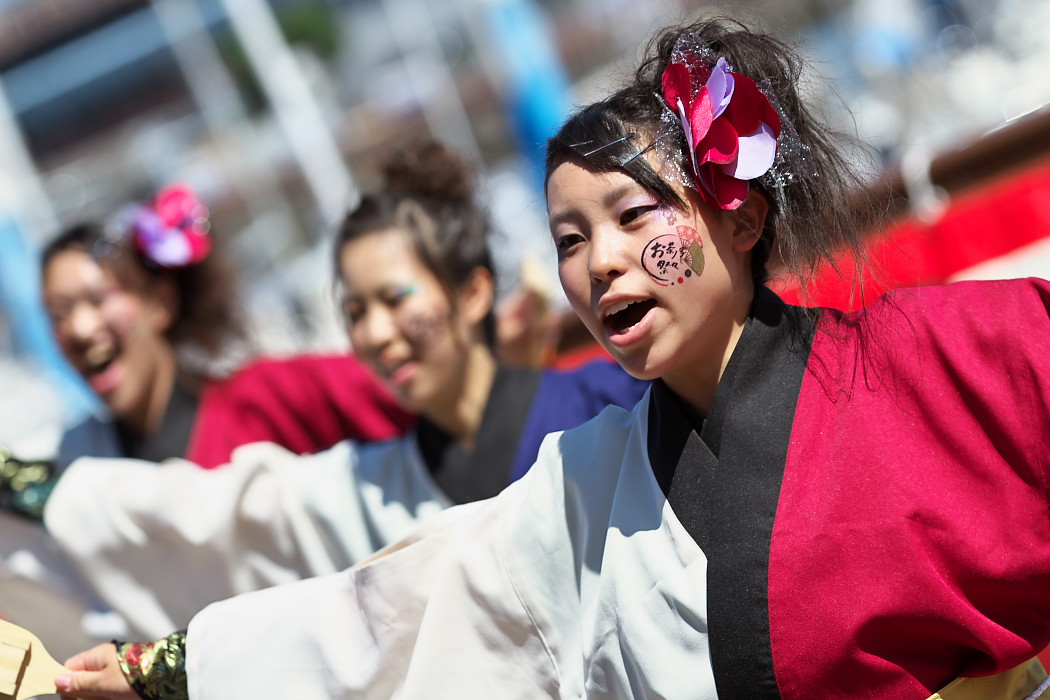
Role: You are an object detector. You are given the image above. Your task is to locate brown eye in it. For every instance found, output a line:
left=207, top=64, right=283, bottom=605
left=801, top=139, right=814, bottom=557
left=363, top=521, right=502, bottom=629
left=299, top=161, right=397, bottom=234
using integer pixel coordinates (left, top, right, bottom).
left=621, top=205, right=658, bottom=226
left=556, top=233, right=584, bottom=252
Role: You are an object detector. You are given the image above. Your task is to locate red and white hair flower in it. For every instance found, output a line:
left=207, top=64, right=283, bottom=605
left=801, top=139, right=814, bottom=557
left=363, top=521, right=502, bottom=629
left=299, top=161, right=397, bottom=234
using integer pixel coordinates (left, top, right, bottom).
left=129, top=184, right=211, bottom=268
left=661, top=47, right=782, bottom=210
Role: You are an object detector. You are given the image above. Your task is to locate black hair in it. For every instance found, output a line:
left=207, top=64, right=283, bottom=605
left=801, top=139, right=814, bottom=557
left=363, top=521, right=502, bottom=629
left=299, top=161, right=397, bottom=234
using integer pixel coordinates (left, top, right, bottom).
left=40, top=218, right=243, bottom=363
left=546, top=15, right=880, bottom=294
left=334, top=140, right=498, bottom=347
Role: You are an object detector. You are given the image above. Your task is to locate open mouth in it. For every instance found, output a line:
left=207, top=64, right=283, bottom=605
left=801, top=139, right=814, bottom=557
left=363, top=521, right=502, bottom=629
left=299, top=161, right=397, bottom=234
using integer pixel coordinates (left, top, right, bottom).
left=79, top=344, right=122, bottom=396
left=83, top=345, right=117, bottom=376
left=605, top=299, right=656, bottom=335
left=376, top=356, right=416, bottom=386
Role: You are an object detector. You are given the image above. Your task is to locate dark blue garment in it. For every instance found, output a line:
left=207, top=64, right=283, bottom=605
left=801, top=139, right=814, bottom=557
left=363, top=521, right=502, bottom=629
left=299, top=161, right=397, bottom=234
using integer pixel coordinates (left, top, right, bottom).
left=417, top=361, right=649, bottom=505
left=511, top=360, right=649, bottom=482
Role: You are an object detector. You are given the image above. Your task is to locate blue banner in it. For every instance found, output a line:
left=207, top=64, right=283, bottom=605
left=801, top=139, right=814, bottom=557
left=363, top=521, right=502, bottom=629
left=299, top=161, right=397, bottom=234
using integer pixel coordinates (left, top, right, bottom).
left=481, top=0, right=573, bottom=190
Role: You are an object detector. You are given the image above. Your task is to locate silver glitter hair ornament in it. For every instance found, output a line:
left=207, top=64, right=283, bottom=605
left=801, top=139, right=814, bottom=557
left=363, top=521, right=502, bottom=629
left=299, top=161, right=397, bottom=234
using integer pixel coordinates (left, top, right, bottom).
left=613, top=33, right=814, bottom=213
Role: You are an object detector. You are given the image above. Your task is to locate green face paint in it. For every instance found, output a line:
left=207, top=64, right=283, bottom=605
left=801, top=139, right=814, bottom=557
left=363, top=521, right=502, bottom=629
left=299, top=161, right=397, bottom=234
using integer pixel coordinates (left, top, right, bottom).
left=678, top=226, right=705, bottom=277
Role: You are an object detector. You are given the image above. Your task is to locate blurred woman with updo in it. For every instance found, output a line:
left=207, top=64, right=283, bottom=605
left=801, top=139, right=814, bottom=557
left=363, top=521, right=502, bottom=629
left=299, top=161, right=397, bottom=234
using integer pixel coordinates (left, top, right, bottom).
left=39, top=141, right=649, bottom=641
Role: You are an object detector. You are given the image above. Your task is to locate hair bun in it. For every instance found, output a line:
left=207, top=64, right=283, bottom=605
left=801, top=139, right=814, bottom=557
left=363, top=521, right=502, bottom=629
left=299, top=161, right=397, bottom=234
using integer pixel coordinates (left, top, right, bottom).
left=381, top=140, right=475, bottom=205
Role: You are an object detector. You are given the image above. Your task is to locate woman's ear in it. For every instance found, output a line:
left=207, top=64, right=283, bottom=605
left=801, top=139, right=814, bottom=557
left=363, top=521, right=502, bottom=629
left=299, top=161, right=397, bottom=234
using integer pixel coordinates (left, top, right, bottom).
left=730, top=189, right=769, bottom=253
left=459, top=266, right=495, bottom=328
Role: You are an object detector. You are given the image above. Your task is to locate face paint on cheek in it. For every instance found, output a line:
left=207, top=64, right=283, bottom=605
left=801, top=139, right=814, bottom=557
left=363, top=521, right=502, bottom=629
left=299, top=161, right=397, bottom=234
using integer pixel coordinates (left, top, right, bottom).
left=658, top=204, right=678, bottom=226
left=642, top=231, right=698, bottom=287
left=400, top=311, right=449, bottom=349
left=676, top=225, right=705, bottom=277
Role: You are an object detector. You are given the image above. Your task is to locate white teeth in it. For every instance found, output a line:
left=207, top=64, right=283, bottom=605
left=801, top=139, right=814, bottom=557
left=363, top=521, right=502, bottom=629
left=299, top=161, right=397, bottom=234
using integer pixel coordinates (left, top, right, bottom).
left=85, top=346, right=116, bottom=369
left=606, top=301, right=632, bottom=317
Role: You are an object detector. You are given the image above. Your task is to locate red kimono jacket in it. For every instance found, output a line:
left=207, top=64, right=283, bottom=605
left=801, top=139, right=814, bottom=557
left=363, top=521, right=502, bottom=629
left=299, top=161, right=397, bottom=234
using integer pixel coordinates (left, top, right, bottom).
left=652, top=278, right=1050, bottom=698
left=186, top=353, right=414, bottom=468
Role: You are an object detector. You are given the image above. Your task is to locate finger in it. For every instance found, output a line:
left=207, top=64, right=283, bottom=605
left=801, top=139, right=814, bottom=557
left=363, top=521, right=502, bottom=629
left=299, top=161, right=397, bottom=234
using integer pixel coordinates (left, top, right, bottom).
left=55, top=670, right=102, bottom=698
left=63, top=643, right=108, bottom=671
left=63, top=653, right=92, bottom=672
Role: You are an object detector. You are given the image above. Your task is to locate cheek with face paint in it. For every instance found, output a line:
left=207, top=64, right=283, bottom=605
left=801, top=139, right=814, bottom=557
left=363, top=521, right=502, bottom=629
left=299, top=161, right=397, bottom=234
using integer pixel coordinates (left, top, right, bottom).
left=399, top=309, right=450, bottom=349
left=104, top=293, right=148, bottom=342
left=658, top=204, right=678, bottom=226
left=676, top=225, right=705, bottom=277
left=641, top=225, right=705, bottom=287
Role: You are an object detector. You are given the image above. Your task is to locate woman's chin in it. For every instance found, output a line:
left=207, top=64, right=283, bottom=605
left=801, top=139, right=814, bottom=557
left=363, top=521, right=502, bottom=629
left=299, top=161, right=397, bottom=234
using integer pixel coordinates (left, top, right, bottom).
left=388, top=382, right=425, bottom=415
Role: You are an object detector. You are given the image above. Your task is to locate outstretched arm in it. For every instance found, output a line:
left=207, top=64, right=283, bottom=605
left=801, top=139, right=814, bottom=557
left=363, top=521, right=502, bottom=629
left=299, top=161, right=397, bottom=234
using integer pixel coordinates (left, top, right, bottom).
left=44, top=439, right=438, bottom=638
left=58, top=633, right=188, bottom=700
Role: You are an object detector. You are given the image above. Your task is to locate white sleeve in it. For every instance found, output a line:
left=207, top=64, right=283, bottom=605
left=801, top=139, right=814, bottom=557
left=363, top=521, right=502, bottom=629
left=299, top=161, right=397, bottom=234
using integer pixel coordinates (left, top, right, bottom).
left=43, top=439, right=445, bottom=639
left=185, top=495, right=562, bottom=700
left=189, top=402, right=719, bottom=700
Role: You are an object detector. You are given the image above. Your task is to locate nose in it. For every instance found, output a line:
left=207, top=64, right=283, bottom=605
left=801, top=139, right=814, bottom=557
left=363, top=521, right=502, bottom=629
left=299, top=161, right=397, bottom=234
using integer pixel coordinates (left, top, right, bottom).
left=65, top=300, right=103, bottom=344
left=588, top=228, right=628, bottom=284
left=352, top=304, right=398, bottom=356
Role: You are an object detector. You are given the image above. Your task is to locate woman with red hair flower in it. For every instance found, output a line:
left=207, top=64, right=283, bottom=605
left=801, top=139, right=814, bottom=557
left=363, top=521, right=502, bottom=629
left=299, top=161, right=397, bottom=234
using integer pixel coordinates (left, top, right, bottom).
left=38, top=185, right=411, bottom=475
left=0, top=185, right=413, bottom=662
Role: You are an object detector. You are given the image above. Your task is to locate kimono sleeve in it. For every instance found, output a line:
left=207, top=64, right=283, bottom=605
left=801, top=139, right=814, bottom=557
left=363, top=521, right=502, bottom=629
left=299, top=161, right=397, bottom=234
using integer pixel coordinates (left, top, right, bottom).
left=185, top=495, right=561, bottom=700
left=185, top=355, right=414, bottom=469
left=43, top=439, right=443, bottom=639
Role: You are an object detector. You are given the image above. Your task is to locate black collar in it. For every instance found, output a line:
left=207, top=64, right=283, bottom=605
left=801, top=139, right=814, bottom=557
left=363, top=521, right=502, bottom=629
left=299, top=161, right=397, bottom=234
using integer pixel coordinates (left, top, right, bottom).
left=117, top=377, right=201, bottom=462
left=415, top=364, right=542, bottom=505
left=646, top=286, right=816, bottom=700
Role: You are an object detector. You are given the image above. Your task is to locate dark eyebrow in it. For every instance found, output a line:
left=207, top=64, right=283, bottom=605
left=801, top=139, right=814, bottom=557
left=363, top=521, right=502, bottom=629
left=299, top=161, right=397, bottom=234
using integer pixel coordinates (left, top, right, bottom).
left=601, top=184, right=640, bottom=208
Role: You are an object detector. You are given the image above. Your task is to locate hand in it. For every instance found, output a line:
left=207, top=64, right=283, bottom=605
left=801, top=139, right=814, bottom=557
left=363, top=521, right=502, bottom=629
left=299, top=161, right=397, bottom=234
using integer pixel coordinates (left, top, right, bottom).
left=55, top=643, right=138, bottom=700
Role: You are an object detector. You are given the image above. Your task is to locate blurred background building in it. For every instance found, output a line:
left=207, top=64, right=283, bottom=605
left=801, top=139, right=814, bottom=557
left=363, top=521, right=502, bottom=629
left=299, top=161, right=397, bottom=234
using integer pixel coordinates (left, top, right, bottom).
left=2, top=0, right=1049, bottom=456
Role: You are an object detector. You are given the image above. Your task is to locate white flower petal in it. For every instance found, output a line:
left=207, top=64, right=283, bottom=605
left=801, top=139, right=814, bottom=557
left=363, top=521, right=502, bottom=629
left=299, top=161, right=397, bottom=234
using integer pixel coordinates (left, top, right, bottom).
left=723, top=121, right=777, bottom=180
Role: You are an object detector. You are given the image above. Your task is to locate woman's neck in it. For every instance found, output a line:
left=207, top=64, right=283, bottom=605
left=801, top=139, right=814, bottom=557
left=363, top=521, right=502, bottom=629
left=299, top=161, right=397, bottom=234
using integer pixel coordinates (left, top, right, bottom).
left=663, top=292, right=752, bottom=418
left=130, top=345, right=179, bottom=437
left=424, top=344, right=498, bottom=452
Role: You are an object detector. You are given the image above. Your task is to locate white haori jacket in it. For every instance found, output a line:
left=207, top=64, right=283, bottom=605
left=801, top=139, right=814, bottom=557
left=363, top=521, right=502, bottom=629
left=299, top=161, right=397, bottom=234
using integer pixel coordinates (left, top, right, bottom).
left=44, top=437, right=450, bottom=638
left=185, top=398, right=719, bottom=699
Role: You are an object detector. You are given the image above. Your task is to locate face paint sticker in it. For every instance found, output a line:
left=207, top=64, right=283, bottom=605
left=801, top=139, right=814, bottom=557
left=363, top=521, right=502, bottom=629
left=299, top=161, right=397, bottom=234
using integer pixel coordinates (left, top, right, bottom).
left=400, top=310, right=447, bottom=348
left=641, top=226, right=704, bottom=286
left=676, top=225, right=705, bottom=277
left=658, top=204, right=678, bottom=226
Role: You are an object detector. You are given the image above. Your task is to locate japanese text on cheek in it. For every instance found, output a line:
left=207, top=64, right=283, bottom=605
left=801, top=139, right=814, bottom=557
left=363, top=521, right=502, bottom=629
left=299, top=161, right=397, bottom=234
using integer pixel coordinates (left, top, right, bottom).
left=641, top=225, right=705, bottom=287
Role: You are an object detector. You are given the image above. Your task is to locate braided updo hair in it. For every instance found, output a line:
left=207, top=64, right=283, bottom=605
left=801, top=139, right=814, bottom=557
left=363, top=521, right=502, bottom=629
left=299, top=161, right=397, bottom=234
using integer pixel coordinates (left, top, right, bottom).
left=545, top=15, right=877, bottom=293
left=334, top=140, right=498, bottom=346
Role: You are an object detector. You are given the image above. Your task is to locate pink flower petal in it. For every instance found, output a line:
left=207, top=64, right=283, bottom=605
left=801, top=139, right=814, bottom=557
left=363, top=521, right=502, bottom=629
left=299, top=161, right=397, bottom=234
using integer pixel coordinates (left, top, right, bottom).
left=154, top=186, right=197, bottom=226
left=723, top=74, right=766, bottom=136
left=661, top=61, right=692, bottom=112
left=149, top=233, right=192, bottom=266
left=696, top=165, right=717, bottom=205
left=675, top=98, right=701, bottom=180
left=723, top=121, right=778, bottom=180
left=686, top=88, right=714, bottom=143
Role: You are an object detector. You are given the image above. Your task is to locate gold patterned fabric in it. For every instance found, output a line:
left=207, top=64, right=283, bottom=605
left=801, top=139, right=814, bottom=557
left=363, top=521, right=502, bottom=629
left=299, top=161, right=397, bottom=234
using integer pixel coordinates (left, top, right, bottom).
left=0, top=446, right=57, bottom=521
left=116, top=631, right=189, bottom=700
